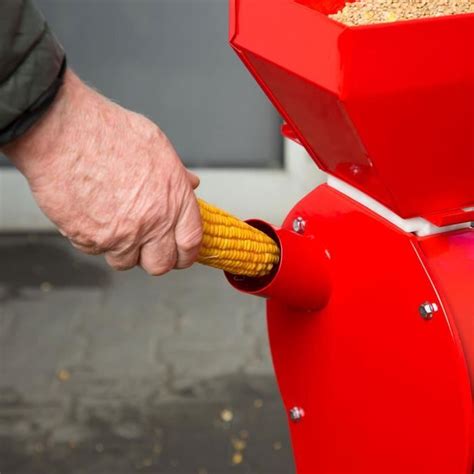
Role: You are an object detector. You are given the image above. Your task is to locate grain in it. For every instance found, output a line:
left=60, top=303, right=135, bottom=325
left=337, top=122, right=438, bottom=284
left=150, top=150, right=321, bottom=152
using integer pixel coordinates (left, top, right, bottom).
left=57, top=368, right=71, bottom=382
left=220, top=408, right=234, bottom=422
left=329, top=0, right=474, bottom=26
left=231, top=452, right=243, bottom=465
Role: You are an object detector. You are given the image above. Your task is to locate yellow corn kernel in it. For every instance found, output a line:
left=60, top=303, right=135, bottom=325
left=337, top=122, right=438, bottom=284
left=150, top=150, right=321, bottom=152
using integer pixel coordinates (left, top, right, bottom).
left=197, top=199, right=280, bottom=278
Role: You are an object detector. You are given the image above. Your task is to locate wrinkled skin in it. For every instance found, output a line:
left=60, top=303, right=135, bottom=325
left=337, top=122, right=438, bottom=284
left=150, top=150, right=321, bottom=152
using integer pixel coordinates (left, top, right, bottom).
left=2, top=70, right=203, bottom=275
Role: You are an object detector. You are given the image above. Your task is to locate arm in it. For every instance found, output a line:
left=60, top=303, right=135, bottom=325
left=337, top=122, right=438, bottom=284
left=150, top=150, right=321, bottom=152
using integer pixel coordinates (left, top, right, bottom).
left=0, top=2, right=202, bottom=274
left=0, top=0, right=65, bottom=145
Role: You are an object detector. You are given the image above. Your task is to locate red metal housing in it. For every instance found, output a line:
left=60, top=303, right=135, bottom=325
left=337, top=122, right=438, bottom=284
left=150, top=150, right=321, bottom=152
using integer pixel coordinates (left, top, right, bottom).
left=228, top=185, right=474, bottom=473
left=228, top=1, right=474, bottom=472
left=226, top=220, right=331, bottom=311
left=230, top=0, right=474, bottom=224
left=268, top=185, right=474, bottom=473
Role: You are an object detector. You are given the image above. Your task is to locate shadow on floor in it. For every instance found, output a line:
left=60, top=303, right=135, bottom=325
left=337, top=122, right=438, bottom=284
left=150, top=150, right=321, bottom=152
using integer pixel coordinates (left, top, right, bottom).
left=0, top=235, right=109, bottom=301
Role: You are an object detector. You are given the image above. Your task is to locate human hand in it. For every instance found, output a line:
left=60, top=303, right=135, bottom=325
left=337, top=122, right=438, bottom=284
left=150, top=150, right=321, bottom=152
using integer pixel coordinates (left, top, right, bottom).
left=3, top=70, right=203, bottom=275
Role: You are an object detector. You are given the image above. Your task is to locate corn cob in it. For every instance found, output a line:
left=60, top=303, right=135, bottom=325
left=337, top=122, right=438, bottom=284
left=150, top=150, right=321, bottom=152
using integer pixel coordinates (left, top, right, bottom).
left=197, top=199, right=280, bottom=278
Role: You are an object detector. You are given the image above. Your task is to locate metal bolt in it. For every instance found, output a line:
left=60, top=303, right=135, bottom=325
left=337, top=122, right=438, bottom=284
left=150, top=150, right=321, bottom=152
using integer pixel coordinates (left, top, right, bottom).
left=292, top=217, right=306, bottom=234
left=419, top=302, right=439, bottom=320
left=350, top=164, right=362, bottom=176
left=289, top=406, right=305, bottom=422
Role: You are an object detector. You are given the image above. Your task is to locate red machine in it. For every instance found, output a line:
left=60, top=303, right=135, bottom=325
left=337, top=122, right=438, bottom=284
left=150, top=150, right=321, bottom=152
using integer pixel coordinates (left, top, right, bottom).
left=227, top=1, right=474, bottom=472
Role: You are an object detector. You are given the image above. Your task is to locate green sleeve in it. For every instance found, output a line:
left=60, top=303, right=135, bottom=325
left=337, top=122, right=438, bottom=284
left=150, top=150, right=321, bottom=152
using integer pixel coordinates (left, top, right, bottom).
left=0, top=0, right=65, bottom=133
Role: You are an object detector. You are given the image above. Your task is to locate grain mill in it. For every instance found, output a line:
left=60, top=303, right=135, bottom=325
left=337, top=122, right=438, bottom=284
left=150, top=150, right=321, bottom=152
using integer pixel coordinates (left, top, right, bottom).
left=219, top=1, right=474, bottom=472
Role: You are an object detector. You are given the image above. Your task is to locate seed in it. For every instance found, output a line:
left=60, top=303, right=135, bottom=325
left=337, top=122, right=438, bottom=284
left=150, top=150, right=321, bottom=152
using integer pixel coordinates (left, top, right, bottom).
left=329, top=0, right=474, bottom=26
left=57, top=369, right=71, bottom=382
left=253, top=399, right=263, bottom=409
left=220, top=409, right=234, bottom=423
left=273, top=441, right=283, bottom=451
left=231, top=452, right=243, bottom=465
left=231, top=437, right=247, bottom=451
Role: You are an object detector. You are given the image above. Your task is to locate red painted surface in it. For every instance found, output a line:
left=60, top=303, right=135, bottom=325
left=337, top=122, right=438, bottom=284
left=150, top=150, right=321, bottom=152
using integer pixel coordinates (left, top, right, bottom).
left=229, top=1, right=474, bottom=471
left=230, top=0, right=474, bottom=222
left=226, top=220, right=331, bottom=311
left=419, top=231, right=474, bottom=395
left=419, top=232, right=474, bottom=472
left=295, top=0, right=356, bottom=15
left=423, top=209, right=474, bottom=228
left=268, top=186, right=473, bottom=473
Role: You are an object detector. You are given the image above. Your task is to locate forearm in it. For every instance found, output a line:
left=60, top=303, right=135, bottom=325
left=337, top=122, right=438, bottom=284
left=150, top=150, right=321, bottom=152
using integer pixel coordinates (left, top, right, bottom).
left=3, top=68, right=146, bottom=183
left=4, top=69, right=89, bottom=176
left=0, top=0, right=65, bottom=146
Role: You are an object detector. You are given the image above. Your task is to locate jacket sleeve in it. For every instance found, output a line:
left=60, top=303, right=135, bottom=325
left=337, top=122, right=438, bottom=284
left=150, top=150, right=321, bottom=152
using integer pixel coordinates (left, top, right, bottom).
left=0, top=0, right=65, bottom=145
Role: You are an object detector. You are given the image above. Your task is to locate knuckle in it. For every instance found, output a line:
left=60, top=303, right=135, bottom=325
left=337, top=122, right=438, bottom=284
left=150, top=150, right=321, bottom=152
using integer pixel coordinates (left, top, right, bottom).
left=151, top=125, right=168, bottom=144
left=69, top=228, right=108, bottom=253
left=110, top=261, right=133, bottom=272
left=92, top=227, right=124, bottom=252
left=95, top=233, right=115, bottom=251
left=79, top=246, right=102, bottom=256
left=69, top=237, right=101, bottom=255
left=108, top=261, right=123, bottom=271
left=144, top=263, right=173, bottom=277
left=106, top=254, right=134, bottom=271
left=106, top=245, right=139, bottom=272
left=177, top=227, right=203, bottom=254
left=176, top=260, right=193, bottom=270
left=141, top=250, right=176, bottom=277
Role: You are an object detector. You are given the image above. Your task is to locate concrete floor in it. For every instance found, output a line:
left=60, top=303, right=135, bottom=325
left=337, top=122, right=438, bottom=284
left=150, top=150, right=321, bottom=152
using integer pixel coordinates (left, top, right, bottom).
left=0, top=235, right=294, bottom=474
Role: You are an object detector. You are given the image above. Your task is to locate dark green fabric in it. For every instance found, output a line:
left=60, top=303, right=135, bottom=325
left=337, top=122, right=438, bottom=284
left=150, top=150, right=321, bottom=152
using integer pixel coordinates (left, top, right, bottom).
left=0, top=0, right=65, bottom=131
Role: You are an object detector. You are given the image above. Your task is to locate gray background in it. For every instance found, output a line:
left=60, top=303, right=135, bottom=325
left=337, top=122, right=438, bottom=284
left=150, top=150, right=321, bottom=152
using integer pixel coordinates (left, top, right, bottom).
left=27, top=0, right=283, bottom=168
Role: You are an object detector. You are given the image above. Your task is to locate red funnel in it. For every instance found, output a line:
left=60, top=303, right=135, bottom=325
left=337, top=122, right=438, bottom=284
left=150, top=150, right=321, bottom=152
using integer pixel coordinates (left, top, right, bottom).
left=230, top=0, right=474, bottom=224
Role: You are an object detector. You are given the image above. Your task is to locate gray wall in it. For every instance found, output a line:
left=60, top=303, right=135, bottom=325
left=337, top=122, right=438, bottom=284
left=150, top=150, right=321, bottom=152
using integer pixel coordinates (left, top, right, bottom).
left=28, top=0, right=283, bottom=168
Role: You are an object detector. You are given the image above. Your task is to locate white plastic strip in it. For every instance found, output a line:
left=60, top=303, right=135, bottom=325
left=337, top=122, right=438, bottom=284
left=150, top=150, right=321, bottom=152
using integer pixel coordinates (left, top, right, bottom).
left=327, top=176, right=471, bottom=237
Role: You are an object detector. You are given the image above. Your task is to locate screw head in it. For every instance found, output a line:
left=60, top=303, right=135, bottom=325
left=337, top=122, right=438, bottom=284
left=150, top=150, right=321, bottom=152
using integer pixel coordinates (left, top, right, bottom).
left=292, top=217, right=306, bottom=234
left=419, top=302, right=439, bottom=320
left=289, top=406, right=305, bottom=422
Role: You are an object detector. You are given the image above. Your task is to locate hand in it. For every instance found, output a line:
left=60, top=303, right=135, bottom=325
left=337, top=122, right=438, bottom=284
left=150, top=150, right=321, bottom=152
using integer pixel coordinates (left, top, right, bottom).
left=3, top=70, right=203, bottom=275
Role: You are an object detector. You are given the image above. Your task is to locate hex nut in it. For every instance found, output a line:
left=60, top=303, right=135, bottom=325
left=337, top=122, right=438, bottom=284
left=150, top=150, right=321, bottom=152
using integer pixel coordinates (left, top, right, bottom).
left=419, top=302, right=439, bottom=320
left=289, top=406, right=305, bottom=422
left=292, top=217, right=306, bottom=234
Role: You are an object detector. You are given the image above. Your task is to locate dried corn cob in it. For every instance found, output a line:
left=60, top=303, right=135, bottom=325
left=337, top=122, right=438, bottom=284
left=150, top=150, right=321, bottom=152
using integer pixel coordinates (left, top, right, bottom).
left=197, top=199, right=280, bottom=278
